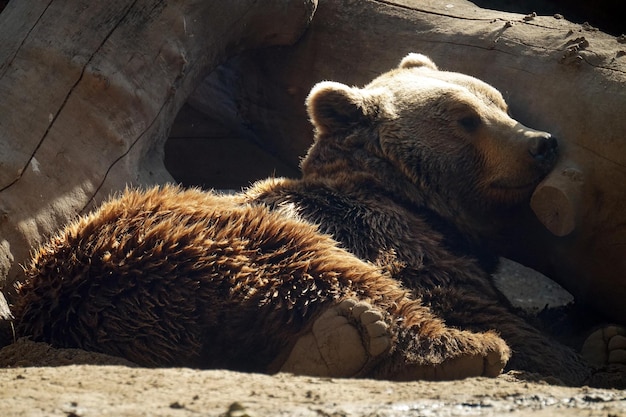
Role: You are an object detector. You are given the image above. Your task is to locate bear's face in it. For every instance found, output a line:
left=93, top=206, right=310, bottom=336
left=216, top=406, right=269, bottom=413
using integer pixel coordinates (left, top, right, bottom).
left=304, top=53, right=557, bottom=215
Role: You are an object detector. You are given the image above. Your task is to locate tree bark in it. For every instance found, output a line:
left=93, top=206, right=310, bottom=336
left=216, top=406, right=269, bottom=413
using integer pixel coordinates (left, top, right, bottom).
left=0, top=0, right=317, bottom=293
left=186, top=0, right=626, bottom=323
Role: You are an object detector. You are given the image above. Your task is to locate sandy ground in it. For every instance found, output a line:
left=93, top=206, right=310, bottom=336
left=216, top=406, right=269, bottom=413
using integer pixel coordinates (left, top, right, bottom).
left=1, top=259, right=625, bottom=416
left=1, top=359, right=625, bottom=417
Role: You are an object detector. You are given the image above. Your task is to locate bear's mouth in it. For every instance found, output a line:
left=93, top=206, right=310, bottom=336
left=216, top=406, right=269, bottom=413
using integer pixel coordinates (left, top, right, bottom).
left=488, top=176, right=544, bottom=205
left=489, top=165, right=552, bottom=192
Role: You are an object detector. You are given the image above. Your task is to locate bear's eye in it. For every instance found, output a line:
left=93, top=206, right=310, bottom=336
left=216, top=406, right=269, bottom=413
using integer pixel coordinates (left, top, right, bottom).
left=458, top=115, right=481, bottom=132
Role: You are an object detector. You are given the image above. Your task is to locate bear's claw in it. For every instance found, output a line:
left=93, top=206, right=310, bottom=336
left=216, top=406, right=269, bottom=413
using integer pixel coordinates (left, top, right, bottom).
left=278, top=299, right=392, bottom=377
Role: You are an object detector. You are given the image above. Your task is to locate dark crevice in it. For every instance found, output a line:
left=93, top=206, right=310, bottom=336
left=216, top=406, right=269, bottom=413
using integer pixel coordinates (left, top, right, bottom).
left=472, top=0, right=625, bottom=36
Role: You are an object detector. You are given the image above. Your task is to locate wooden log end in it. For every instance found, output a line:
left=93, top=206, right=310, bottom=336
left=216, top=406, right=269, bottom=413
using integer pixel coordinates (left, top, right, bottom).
left=531, top=167, right=584, bottom=237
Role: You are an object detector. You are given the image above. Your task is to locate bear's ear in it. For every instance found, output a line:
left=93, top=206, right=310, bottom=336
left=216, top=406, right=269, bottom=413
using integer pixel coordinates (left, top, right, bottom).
left=399, top=53, right=438, bottom=71
left=306, top=81, right=373, bottom=136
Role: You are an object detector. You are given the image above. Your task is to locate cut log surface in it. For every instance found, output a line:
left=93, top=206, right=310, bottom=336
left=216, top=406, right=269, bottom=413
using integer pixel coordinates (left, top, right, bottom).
left=0, top=1, right=316, bottom=289
left=531, top=165, right=584, bottom=237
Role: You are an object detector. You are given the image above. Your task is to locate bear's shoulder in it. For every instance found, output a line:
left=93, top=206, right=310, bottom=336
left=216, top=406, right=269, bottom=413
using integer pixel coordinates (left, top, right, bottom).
left=246, top=178, right=498, bottom=274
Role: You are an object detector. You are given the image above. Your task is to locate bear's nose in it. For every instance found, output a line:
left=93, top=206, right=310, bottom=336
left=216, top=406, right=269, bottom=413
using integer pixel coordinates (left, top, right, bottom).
left=529, top=134, right=558, bottom=162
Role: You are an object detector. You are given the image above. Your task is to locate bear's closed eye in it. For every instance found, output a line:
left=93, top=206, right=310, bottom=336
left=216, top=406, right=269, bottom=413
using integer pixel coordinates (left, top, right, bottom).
left=458, top=115, right=482, bottom=132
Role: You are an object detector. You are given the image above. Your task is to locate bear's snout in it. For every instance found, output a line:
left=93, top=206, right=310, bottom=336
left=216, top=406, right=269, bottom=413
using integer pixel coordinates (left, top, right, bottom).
left=528, top=134, right=558, bottom=165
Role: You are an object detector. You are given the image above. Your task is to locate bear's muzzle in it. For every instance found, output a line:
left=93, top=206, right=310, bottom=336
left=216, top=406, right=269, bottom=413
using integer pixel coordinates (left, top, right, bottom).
left=529, top=134, right=558, bottom=169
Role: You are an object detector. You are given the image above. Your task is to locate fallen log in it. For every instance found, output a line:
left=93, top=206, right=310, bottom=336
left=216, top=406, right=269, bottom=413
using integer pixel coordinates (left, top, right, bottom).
left=185, top=0, right=626, bottom=323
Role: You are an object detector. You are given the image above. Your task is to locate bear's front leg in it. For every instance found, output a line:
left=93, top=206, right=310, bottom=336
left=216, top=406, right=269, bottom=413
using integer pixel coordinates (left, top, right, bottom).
left=274, top=289, right=510, bottom=381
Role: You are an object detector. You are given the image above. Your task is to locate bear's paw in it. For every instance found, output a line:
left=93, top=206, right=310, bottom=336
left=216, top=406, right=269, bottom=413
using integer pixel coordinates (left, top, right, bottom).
left=278, top=299, right=392, bottom=377
left=430, top=330, right=510, bottom=380
left=391, top=329, right=510, bottom=381
left=581, top=325, right=626, bottom=367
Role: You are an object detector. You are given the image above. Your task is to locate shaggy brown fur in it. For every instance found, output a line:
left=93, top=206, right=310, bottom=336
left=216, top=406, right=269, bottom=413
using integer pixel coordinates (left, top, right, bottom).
left=12, top=53, right=591, bottom=384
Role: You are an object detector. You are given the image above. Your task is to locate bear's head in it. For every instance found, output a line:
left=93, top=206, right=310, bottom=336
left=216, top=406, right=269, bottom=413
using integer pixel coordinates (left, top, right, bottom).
left=302, top=53, right=558, bottom=228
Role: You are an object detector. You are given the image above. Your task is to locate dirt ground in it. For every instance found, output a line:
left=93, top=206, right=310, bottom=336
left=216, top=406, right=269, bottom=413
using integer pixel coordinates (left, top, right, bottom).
left=1, top=259, right=625, bottom=417
left=0, top=358, right=625, bottom=417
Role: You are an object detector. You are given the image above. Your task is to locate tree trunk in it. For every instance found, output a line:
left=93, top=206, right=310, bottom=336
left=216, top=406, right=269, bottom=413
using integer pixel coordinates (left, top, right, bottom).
left=0, top=0, right=317, bottom=294
left=184, top=0, right=626, bottom=323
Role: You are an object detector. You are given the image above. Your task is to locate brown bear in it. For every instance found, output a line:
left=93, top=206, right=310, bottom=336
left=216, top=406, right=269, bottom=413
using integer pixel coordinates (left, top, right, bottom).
left=11, top=53, right=592, bottom=384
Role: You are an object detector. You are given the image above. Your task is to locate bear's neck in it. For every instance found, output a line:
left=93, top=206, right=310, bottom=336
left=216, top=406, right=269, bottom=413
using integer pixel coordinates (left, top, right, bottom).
left=300, top=141, right=509, bottom=260
left=301, top=138, right=428, bottom=207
